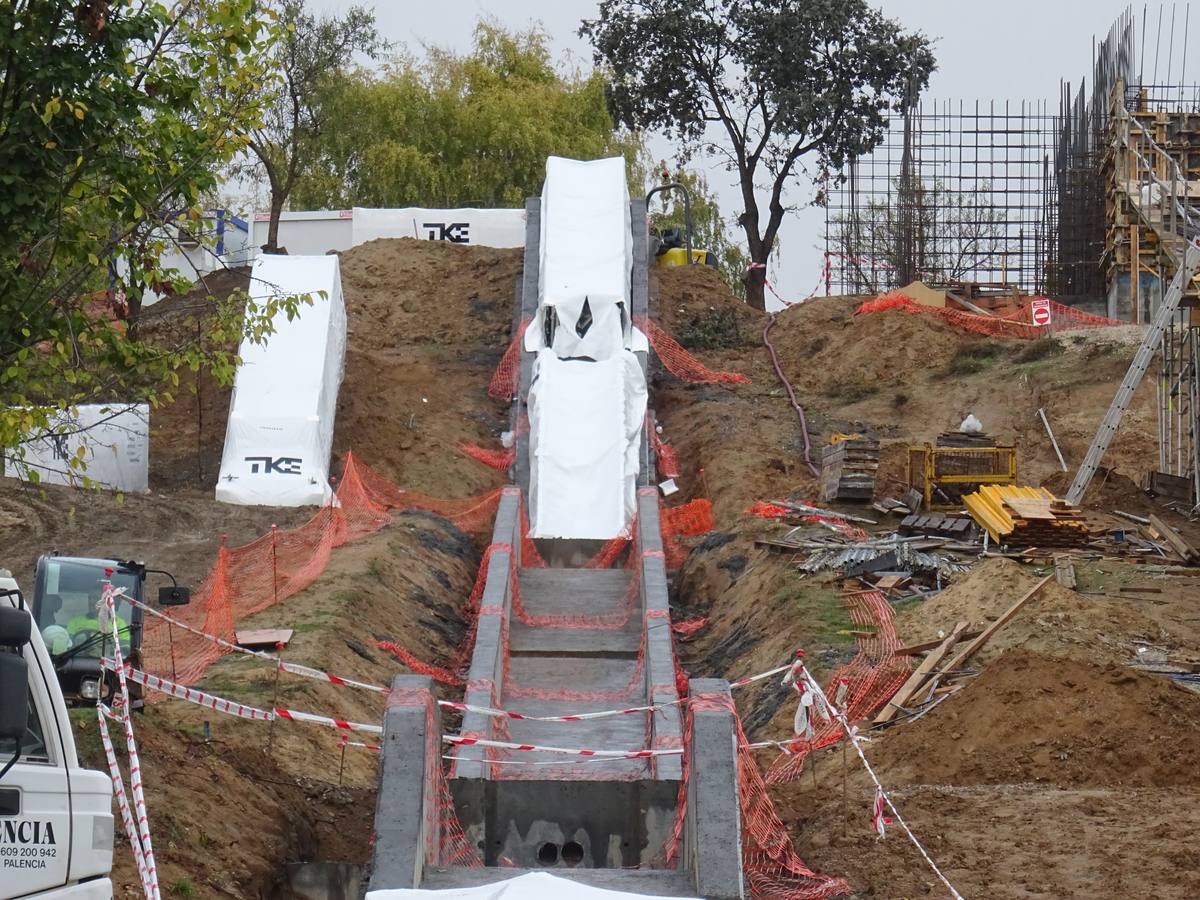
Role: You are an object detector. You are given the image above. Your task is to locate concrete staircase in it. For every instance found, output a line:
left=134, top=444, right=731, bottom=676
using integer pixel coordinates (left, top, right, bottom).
left=366, top=195, right=745, bottom=898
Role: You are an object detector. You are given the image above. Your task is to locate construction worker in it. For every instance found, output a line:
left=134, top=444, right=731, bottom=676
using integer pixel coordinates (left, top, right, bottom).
left=65, top=588, right=130, bottom=653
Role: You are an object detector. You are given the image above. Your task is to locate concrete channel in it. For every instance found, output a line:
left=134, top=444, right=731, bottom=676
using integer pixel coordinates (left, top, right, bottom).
left=368, top=199, right=745, bottom=898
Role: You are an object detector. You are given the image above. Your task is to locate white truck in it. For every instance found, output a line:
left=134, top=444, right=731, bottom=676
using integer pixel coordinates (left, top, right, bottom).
left=0, top=570, right=114, bottom=899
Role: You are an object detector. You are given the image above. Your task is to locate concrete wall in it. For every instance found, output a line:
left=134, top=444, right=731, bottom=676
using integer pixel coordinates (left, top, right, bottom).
left=369, top=675, right=441, bottom=891
left=684, top=679, right=745, bottom=900
left=639, top=487, right=683, bottom=781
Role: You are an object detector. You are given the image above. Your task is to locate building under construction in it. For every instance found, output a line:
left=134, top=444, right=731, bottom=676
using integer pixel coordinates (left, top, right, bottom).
left=826, top=3, right=1200, bottom=509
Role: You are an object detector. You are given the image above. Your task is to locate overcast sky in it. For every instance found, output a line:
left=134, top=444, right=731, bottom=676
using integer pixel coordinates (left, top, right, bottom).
left=308, top=1, right=1200, bottom=302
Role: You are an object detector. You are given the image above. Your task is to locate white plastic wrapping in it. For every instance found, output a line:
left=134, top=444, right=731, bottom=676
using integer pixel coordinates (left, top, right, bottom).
left=215, top=255, right=347, bottom=507
left=366, top=871, right=698, bottom=899
left=4, top=403, right=149, bottom=492
left=528, top=349, right=647, bottom=540
left=352, top=208, right=526, bottom=248
left=526, top=157, right=633, bottom=360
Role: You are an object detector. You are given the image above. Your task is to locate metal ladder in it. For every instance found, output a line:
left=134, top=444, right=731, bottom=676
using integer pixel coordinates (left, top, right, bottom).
left=1066, top=239, right=1200, bottom=506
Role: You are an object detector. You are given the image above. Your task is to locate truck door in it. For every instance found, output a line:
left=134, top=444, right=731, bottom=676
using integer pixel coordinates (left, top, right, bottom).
left=1, top=658, right=73, bottom=894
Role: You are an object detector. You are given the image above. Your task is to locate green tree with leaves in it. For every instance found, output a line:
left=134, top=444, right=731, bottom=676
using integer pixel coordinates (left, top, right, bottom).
left=0, top=0, right=303, bottom=476
left=582, top=0, right=936, bottom=309
left=242, top=0, right=383, bottom=251
left=292, top=21, right=637, bottom=210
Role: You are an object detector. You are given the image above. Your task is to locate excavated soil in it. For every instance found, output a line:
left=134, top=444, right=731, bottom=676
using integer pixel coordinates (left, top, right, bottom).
left=872, top=648, right=1200, bottom=788
left=894, top=557, right=1180, bottom=666
left=650, top=267, right=1200, bottom=898
left=12, top=242, right=1200, bottom=898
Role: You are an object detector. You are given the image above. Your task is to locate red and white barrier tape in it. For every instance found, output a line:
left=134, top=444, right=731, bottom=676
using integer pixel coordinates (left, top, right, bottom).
left=793, top=661, right=965, bottom=900
left=127, top=595, right=387, bottom=695
left=444, top=735, right=682, bottom=759
left=129, top=597, right=791, bottom=724
left=119, top=660, right=685, bottom=758
left=97, top=585, right=161, bottom=900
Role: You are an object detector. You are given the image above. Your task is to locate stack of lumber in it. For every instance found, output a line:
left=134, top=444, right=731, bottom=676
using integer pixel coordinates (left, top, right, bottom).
left=963, top=485, right=1092, bottom=547
left=819, top=438, right=880, bottom=502
left=875, top=575, right=1053, bottom=724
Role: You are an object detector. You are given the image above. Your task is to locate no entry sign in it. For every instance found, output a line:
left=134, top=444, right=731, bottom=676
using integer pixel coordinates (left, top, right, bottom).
left=1031, top=299, right=1052, bottom=327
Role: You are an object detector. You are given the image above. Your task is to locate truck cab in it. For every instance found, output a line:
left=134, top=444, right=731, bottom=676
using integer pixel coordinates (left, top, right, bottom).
left=1, top=571, right=115, bottom=900
left=30, top=557, right=144, bottom=708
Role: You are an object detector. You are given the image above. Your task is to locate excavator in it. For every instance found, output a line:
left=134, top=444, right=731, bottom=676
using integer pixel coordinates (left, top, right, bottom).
left=646, top=181, right=718, bottom=268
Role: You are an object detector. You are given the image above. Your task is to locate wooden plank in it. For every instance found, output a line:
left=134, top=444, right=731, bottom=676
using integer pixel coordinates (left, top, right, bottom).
left=874, top=621, right=969, bottom=725
left=1148, top=514, right=1199, bottom=563
left=1004, top=498, right=1058, bottom=520
left=894, top=629, right=983, bottom=656
left=939, top=576, right=1054, bottom=675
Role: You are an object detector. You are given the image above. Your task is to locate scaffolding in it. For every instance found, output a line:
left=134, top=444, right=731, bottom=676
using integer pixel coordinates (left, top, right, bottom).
left=823, top=4, right=1200, bottom=507
left=824, top=100, right=1058, bottom=297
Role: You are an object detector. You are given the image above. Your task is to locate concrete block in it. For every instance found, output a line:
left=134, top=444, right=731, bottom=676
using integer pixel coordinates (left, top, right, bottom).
left=370, top=675, right=441, bottom=892
left=685, top=679, right=744, bottom=900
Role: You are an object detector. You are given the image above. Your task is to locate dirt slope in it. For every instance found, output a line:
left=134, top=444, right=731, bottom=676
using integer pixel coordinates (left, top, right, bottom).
left=8, top=243, right=1200, bottom=898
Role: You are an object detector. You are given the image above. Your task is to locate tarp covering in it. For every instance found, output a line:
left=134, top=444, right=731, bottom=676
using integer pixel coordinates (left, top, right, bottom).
left=528, top=349, right=646, bottom=540
left=4, top=403, right=149, bottom=492
left=526, top=156, right=632, bottom=360
left=352, top=208, right=526, bottom=248
left=366, top=872, right=699, bottom=900
left=215, top=255, right=347, bottom=507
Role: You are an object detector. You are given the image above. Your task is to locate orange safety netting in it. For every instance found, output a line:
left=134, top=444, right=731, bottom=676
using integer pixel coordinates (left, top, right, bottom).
left=456, top=439, right=516, bottom=471
left=855, top=292, right=1126, bottom=338
left=487, top=319, right=530, bottom=401
left=744, top=501, right=868, bottom=541
left=661, top=498, right=714, bottom=569
left=648, top=419, right=681, bottom=480
left=635, top=315, right=752, bottom=385
left=746, top=501, right=791, bottom=518
left=141, top=452, right=502, bottom=686
left=667, top=692, right=851, bottom=899
left=765, top=589, right=911, bottom=785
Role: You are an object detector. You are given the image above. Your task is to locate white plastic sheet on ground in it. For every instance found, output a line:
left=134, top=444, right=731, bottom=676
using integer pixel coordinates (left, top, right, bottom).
left=4, top=403, right=149, bottom=492
left=366, top=871, right=699, bottom=900
left=526, top=156, right=632, bottom=360
left=528, top=350, right=646, bottom=540
left=352, top=208, right=526, bottom=248
left=215, top=255, right=347, bottom=507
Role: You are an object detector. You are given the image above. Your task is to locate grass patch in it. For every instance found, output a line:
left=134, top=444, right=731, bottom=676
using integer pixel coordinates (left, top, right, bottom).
left=775, top=579, right=856, bottom=647
left=170, top=878, right=196, bottom=898
left=825, top=380, right=879, bottom=403
left=1084, top=341, right=1119, bottom=360
left=1015, top=337, right=1063, bottom=363
left=675, top=308, right=746, bottom=350
left=945, top=339, right=1010, bottom=376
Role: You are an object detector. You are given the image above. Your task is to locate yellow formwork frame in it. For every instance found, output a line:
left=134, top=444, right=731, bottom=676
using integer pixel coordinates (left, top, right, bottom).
left=908, top=444, right=1018, bottom=511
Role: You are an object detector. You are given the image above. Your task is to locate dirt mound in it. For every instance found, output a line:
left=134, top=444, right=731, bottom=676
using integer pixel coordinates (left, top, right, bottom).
left=652, top=264, right=762, bottom=337
left=896, top=557, right=1168, bottom=665
left=339, top=238, right=520, bottom=349
left=771, top=300, right=994, bottom=396
left=871, top=648, right=1200, bottom=787
left=147, top=239, right=522, bottom=493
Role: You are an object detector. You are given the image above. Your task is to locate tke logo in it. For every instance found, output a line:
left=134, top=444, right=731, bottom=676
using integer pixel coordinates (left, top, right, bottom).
left=245, top=456, right=302, bottom=475
left=423, top=221, right=470, bottom=243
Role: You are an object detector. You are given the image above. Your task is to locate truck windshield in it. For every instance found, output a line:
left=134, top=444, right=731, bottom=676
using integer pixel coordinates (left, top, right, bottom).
left=36, top=560, right=137, bottom=658
left=0, top=686, right=48, bottom=765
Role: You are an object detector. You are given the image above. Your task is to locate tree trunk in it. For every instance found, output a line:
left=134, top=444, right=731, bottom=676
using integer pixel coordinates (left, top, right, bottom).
left=745, top=260, right=767, bottom=310
left=265, top=190, right=285, bottom=253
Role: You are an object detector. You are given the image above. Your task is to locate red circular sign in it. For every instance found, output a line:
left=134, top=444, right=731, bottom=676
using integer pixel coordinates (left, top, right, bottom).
left=1031, top=301, right=1051, bottom=327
